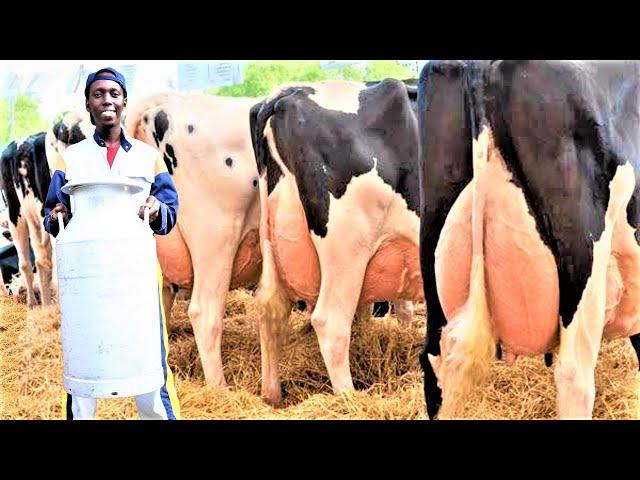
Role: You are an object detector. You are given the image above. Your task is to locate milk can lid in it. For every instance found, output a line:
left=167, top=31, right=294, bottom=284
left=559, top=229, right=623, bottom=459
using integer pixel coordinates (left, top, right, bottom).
left=61, top=176, right=145, bottom=195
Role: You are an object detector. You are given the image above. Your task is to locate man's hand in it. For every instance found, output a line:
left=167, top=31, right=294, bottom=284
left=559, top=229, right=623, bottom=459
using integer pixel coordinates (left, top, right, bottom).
left=49, top=203, right=69, bottom=225
left=138, top=195, right=161, bottom=224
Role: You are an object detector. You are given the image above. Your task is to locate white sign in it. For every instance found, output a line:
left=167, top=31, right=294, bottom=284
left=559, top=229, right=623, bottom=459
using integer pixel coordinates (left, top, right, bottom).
left=0, top=72, right=21, bottom=98
left=320, top=60, right=369, bottom=70
left=207, top=62, right=243, bottom=88
left=177, top=62, right=209, bottom=91
left=117, top=64, right=137, bottom=93
left=177, top=61, right=244, bottom=92
left=397, top=60, right=430, bottom=76
left=67, top=65, right=87, bottom=94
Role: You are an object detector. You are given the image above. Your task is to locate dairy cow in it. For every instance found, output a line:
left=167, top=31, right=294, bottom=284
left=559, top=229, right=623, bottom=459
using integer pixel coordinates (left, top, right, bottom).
left=251, top=79, right=424, bottom=405
left=418, top=60, right=640, bottom=419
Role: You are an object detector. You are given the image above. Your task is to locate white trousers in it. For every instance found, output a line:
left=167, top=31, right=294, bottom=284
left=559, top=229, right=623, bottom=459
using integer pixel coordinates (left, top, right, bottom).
left=64, top=387, right=178, bottom=420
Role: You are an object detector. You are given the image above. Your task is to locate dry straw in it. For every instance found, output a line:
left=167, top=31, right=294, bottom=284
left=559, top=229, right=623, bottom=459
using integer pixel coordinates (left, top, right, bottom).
left=1, top=290, right=638, bottom=419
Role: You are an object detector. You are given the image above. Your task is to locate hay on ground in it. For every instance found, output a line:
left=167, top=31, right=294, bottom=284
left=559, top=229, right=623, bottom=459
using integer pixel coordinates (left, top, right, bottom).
left=1, top=289, right=638, bottom=419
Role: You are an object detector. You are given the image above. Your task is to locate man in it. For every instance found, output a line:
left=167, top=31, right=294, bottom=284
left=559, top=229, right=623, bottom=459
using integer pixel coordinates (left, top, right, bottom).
left=43, top=67, right=181, bottom=420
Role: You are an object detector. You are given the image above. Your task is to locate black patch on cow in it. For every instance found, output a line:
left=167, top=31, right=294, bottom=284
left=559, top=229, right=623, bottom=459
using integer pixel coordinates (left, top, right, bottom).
left=1, top=241, right=34, bottom=284
left=630, top=334, right=640, bottom=371
left=69, top=124, right=86, bottom=145
left=188, top=124, right=194, bottom=134
left=544, top=353, right=553, bottom=367
left=162, top=144, right=178, bottom=176
left=0, top=142, right=20, bottom=226
left=225, top=157, right=233, bottom=167
left=249, top=101, right=264, bottom=172
left=366, top=79, right=418, bottom=118
left=15, top=133, right=51, bottom=215
left=626, top=193, right=640, bottom=245
left=485, top=60, right=630, bottom=328
left=0, top=132, right=51, bottom=224
left=31, top=132, right=51, bottom=208
left=0, top=241, right=19, bottom=284
left=163, top=153, right=174, bottom=175
left=165, top=144, right=177, bottom=169
left=55, top=122, right=70, bottom=144
left=52, top=122, right=61, bottom=140
left=251, top=100, right=284, bottom=194
left=254, top=80, right=420, bottom=238
left=417, top=60, right=475, bottom=419
left=154, top=110, right=169, bottom=145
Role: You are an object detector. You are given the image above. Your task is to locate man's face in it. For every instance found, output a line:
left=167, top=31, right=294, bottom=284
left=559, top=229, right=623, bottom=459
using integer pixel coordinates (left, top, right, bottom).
left=85, top=77, right=127, bottom=128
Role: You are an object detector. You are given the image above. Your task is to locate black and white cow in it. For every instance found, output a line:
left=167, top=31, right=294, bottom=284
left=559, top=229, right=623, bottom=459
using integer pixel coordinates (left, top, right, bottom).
left=0, top=228, right=36, bottom=295
left=46, top=109, right=92, bottom=174
left=0, top=132, right=54, bottom=307
left=250, top=79, right=424, bottom=405
left=0, top=228, right=18, bottom=293
left=418, top=60, right=640, bottom=419
left=366, top=79, right=418, bottom=117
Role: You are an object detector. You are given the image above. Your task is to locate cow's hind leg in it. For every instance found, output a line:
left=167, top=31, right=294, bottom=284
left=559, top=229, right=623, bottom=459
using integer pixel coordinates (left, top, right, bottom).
left=554, top=164, right=634, bottom=419
left=28, top=213, right=52, bottom=307
left=187, top=235, right=240, bottom=388
left=311, top=253, right=370, bottom=394
left=10, top=218, right=36, bottom=308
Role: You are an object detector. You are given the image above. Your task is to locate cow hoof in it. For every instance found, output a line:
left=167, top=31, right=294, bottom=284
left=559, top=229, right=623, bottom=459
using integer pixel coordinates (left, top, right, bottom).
left=262, top=393, right=283, bottom=408
left=206, top=377, right=228, bottom=389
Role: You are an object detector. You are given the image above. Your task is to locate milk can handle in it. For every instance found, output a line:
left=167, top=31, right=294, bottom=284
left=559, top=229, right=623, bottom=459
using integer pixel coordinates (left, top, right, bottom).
left=57, top=212, right=64, bottom=234
left=143, top=206, right=151, bottom=230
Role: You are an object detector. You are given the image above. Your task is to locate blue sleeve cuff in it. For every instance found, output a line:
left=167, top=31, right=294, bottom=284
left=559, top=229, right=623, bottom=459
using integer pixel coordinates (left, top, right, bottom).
left=43, top=170, right=71, bottom=237
left=150, top=202, right=168, bottom=234
left=149, top=171, right=178, bottom=236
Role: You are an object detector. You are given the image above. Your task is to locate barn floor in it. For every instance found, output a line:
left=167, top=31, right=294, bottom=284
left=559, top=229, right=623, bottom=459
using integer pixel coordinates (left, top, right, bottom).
left=1, top=291, right=639, bottom=420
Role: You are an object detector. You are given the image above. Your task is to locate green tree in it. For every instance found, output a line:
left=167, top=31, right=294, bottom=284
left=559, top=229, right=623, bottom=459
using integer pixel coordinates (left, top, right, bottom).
left=0, top=94, right=49, bottom=145
left=211, top=61, right=330, bottom=98
left=209, top=60, right=415, bottom=98
left=366, top=60, right=416, bottom=81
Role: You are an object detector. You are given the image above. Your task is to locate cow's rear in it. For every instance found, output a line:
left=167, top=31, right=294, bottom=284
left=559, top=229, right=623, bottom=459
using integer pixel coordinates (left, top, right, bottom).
left=126, top=93, right=262, bottom=387
left=420, top=60, right=640, bottom=419
left=251, top=79, right=424, bottom=405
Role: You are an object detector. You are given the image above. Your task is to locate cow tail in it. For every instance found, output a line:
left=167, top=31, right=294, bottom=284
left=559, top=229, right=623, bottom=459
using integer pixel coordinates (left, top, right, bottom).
left=438, top=62, right=496, bottom=418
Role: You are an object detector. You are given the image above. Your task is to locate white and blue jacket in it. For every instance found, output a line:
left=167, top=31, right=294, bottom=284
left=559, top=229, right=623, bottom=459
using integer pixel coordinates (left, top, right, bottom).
left=43, top=129, right=178, bottom=237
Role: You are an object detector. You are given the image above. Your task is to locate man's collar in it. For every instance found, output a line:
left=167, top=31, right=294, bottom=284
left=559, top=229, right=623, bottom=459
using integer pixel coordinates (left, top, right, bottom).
left=92, top=129, right=132, bottom=152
